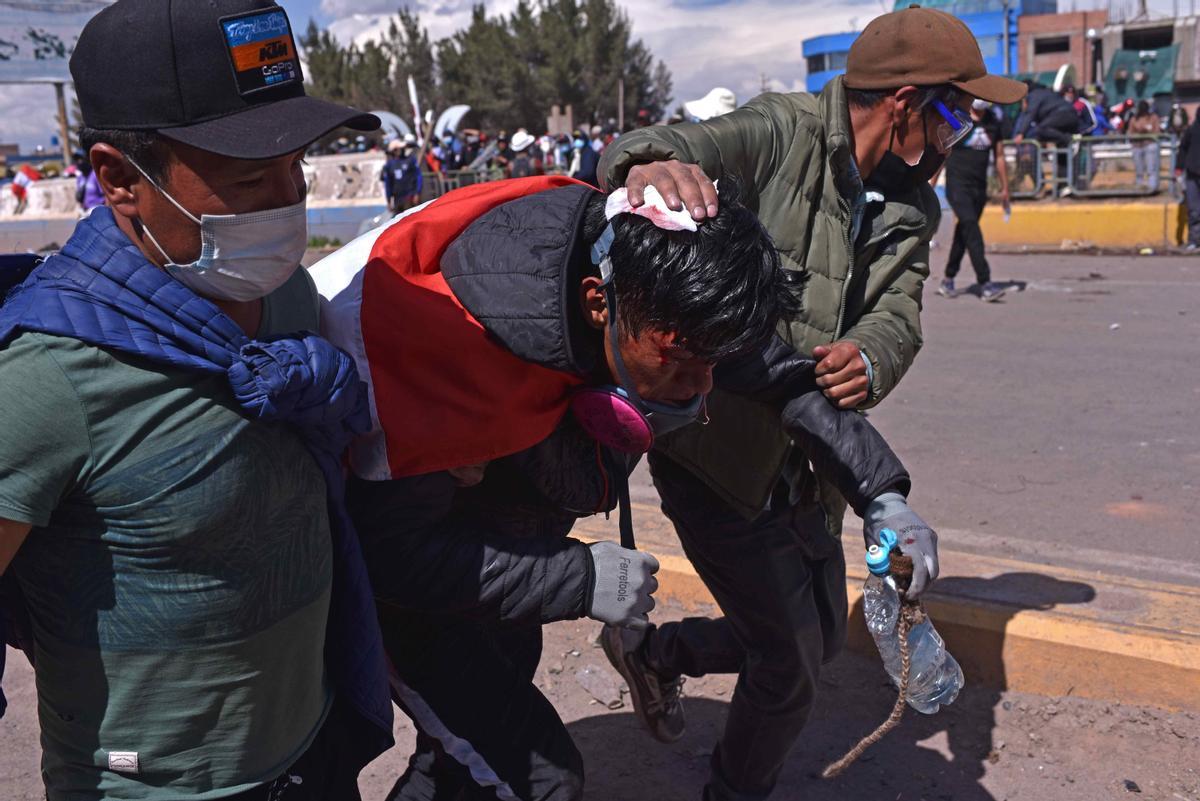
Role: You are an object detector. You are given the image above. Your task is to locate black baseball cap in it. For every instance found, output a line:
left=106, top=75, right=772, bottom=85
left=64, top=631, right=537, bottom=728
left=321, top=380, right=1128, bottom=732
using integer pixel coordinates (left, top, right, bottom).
left=71, top=0, right=379, bottom=160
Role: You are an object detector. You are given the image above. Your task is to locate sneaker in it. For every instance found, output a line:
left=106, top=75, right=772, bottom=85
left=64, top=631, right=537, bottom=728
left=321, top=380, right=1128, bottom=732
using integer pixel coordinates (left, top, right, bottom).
left=1186, top=243, right=1199, bottom=253
left=936, top=278, right=955, bottom=297
left=981, top=281, right=1007, bottom=302
left=600, top=624, right=686, bottom=743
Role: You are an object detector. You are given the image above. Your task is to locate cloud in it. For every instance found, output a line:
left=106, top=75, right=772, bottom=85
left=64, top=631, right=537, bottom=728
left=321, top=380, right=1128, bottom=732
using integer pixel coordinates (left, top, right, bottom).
left=624, top=0, right=885, bottom=107
left=0, top=0, right=859, bottom=149
left=326, top=0, right=519, bottom=48
left=323, top=0, right=878, bottom=116
left=319, top=0, right=397, bottom=16
left=0, top=84, right=76, bottom=151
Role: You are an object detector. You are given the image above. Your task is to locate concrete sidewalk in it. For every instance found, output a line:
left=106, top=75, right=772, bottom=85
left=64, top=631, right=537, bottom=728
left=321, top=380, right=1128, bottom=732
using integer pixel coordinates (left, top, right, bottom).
left=574, top=500, right=1200, bottom=712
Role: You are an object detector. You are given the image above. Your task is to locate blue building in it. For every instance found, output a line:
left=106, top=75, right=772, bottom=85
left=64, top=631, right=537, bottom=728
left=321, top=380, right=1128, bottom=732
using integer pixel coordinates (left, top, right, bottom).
left=802, top=0, right=1057, bottom=94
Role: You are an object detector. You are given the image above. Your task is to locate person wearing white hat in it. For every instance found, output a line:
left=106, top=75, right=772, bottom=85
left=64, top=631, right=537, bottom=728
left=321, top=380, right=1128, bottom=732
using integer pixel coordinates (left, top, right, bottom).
left=683, top=87, right=737, bottom=121
left=508, top=129, right=542, bottom=178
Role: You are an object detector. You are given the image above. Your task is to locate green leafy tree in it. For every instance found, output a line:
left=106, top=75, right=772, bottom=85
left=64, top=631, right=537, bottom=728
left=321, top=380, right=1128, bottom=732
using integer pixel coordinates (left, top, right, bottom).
left=301, top=21, right=352, bottom=105
left=382, top=9, right=439, bottom=112
left=301, top=3, right=673, bottom=134
left=346, top=40, right=399, bottom=112
left=437, top=5, right=519, bottom=130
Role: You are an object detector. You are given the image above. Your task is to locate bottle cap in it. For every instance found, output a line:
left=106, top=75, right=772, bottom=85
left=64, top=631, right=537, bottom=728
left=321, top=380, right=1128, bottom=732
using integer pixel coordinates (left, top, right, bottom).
left=866, top=544, right=891, bottom=576
left=879, top=528, right=898, bottom=553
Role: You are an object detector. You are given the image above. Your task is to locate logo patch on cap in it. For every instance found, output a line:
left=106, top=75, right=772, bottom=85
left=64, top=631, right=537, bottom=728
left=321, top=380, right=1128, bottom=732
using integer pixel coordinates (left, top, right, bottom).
left=220, top=7, right=301, bottom=96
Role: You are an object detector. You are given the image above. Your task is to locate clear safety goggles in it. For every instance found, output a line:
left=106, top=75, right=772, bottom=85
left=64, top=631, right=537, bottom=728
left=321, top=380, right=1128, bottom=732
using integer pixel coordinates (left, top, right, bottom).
left=931, top=99, right=974, bottom=151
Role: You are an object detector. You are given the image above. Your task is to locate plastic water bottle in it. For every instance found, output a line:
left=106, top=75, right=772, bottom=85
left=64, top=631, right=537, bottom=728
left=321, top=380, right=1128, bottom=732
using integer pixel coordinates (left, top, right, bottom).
left=862, top=531, right=965, bottom=714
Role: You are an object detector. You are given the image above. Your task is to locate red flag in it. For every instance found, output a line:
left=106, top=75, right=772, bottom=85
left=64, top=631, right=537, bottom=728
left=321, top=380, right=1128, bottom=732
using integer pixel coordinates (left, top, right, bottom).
left=313, top=175, right=593, bottom=480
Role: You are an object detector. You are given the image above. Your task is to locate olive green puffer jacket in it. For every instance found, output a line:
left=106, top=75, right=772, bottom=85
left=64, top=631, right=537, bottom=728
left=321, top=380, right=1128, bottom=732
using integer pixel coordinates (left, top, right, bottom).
left=599, top=76, right=939, bottom=522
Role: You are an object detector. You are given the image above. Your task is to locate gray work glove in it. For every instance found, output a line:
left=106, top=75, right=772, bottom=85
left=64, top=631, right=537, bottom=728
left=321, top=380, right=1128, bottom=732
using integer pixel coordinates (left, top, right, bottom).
left=864, top=492, right=939, bottom=599
left=586, top=541, right=660, bottom=630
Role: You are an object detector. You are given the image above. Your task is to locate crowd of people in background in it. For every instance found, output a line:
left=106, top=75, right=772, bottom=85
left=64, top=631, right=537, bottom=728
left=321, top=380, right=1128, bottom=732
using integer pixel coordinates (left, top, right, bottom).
left=3, top=77, right=1198, bottom=252
left=371, top=120, right=639, bottom=212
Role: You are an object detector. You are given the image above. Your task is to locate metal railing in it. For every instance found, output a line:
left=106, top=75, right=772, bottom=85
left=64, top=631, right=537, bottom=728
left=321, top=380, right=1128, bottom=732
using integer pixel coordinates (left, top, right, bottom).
left=417, top=165, right=574, bottom=203
left=999, top=135, right=1181, bottom=201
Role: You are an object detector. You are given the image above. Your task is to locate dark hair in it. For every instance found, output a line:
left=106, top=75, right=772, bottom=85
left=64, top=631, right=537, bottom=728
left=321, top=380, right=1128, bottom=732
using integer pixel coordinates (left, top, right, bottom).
left=582, top=177, right=799, bottom=362
left=1136, top=100, right=1151, bottom=117
left=845, top=85, right=956, bottom=112
left=77, top=126, right=173, bottom=182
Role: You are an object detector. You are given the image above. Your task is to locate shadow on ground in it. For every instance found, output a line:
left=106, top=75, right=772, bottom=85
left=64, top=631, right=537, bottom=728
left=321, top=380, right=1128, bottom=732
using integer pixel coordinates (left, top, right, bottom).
left=570, top=572, right=1095, bottom=801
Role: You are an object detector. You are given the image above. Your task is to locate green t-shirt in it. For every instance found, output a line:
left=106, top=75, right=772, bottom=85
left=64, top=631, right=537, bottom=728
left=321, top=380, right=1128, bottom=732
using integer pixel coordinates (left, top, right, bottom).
left=0, top=269, right=334, bottom=800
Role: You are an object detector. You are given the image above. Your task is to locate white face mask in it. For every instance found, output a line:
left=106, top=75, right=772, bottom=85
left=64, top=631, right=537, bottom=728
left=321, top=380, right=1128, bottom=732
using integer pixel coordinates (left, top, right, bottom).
left=128, top=157, right=308, bottom=302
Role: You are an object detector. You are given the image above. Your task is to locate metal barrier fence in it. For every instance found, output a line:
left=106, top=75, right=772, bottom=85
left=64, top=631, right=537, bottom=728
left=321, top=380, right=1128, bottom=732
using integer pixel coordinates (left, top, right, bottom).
left=417, top=166, right=573, bottom=203
left=999, top=135, right=1180, bottom=201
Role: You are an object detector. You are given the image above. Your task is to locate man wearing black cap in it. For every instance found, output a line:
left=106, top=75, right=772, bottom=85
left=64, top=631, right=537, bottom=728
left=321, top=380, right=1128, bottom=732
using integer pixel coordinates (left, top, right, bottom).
left=598, top=7, right=1027, bottom=800
left=0, top=2, right=391, bottom=799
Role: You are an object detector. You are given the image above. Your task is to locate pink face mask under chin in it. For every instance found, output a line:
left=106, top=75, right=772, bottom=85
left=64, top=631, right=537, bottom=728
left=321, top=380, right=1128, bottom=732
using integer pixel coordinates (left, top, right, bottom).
left=568, top=386, right=656, bottom=454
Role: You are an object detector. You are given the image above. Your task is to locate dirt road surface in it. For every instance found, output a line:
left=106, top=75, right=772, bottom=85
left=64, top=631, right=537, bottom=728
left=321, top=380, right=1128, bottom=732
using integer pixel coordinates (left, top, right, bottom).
left=5, top=600, right=1199, bottom=800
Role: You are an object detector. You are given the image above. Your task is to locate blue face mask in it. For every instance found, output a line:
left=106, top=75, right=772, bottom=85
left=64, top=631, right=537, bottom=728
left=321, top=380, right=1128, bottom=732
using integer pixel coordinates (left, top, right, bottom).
left=573, top=138, right=586, bottom=149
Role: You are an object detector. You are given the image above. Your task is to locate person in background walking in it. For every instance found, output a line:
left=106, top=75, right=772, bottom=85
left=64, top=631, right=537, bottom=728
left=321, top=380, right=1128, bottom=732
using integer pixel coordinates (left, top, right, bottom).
left=1175, top=111, right=1200, bottom=252
left=939, top=100, right=1010, bottom=301
left=382, top=138, right=422, bottom=214
left=570, top=131, right=599, bottom=187
left=1167, top=103, right=1189, bottom=138
left=1128, top=100, right=1161, bottom=192
left=72, top=150, right=105, bottom=212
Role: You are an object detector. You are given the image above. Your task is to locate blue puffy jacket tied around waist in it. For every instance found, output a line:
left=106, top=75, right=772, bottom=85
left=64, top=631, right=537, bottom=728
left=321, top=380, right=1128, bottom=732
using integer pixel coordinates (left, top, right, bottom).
left=0, top=207, right=393, bottom=764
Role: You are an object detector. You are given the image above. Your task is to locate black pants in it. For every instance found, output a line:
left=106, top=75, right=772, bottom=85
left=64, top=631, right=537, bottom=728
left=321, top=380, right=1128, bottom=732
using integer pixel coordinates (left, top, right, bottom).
left=944, top=180, right=991, bottom=285
left=1185, top=173, right=1200, bottom=247
left=227, top=701, right=365, bottom=801
left=645, top=453, right=847, bottom=801
left=379, top=605, right=584, bottom=801
left=1034, top=115, right=1079, bottom=189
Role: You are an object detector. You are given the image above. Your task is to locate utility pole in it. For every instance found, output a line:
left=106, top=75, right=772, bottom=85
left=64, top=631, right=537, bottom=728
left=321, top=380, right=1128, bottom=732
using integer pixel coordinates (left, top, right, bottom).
left=1002, top=0, right=1012, bottom=75
left=617, top=78, right=625, bottom=131
left=54, top=81, right=71, bottom=162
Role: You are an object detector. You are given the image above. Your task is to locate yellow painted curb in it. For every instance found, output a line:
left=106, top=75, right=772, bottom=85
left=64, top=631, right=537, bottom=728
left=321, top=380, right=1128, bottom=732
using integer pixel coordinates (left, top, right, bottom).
left=978, top=200, right=1184, bottom=249
left=573, top=504, right=1200, bottom=711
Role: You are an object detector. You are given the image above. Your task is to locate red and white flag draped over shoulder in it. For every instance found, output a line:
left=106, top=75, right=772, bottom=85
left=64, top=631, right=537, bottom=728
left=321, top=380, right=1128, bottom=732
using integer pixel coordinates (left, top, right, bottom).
left=311, top=175, right=589, bottom=481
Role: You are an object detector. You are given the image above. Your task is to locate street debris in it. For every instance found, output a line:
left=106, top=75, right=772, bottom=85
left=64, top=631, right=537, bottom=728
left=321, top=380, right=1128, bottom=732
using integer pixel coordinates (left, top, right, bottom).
left=575, top=663, right=624, bottom=709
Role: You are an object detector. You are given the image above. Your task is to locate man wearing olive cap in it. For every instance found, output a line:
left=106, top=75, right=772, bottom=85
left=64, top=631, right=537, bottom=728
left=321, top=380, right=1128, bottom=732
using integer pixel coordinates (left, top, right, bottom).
left=0, top=1, right=392, bottom=798
left=598, top=7, right=1026, bottom=800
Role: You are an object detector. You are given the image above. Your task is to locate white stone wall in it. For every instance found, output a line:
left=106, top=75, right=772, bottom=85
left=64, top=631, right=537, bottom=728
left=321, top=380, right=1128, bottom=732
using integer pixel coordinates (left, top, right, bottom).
left=0, top=153, right=390, bottom=222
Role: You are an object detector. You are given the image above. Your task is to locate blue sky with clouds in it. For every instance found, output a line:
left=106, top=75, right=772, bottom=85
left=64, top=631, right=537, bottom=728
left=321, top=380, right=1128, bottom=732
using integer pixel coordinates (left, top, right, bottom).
left=0, top=0, right=1185, bottom=150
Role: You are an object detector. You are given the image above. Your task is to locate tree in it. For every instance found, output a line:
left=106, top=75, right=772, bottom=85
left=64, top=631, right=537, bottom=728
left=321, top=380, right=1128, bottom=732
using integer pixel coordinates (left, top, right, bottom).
left=382, top=9, right=439, bottom=112
left=645, top=59, right=674, bottom=123
left=536, top=0, right=668, bottom=128
left=437, top=5, right=519, bottom=130
left=346, top=40, right=400, bottom=112
left=301, top=3, right=674, bottom=134
left=301, top=21, right=351, bottom=105
left=506, top=0, right=550, bottom=130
